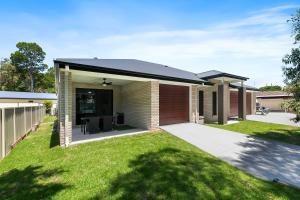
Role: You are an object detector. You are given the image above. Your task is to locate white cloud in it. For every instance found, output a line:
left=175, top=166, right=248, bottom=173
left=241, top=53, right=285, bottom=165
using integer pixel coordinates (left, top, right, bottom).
left=0, top=4, right=298, bottom=87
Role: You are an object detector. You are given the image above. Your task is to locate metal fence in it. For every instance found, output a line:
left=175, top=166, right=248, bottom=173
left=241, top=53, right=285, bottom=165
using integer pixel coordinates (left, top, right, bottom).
left=0, top=103, right=46, bottom=159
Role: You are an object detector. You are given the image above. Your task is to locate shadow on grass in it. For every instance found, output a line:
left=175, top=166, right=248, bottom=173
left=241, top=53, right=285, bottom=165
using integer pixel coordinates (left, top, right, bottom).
left=253, top=128, right=300, bottom=146
left=93, top=147, right=298, bottom=199
left=232, top=134, right=300, bottom=190
left=0, top=165, right=70, bottom=199
left=50, top=119, right=59, bottom=148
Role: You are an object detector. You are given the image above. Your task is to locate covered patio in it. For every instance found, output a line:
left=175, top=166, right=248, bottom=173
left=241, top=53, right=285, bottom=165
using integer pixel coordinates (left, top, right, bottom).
left=56, top=64, right=160, bottom=146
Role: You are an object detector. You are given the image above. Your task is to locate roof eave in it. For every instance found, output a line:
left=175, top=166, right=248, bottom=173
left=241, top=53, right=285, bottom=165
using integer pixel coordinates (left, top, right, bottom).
left=199, top=73, right=249, bottom=81
left=55, top=60, right=207, bottom=85
left=229, top=83, right=259, bottom=91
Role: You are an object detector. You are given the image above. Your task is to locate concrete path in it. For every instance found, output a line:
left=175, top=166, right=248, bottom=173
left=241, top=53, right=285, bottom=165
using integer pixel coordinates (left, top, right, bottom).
left=161, top=123, right=300, bottom=188
left=247, top=112, right=300, bottom=127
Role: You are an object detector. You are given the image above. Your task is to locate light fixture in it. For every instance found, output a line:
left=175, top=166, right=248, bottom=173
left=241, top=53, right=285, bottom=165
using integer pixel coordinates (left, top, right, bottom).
left=101, top=78, right=112, bottom=87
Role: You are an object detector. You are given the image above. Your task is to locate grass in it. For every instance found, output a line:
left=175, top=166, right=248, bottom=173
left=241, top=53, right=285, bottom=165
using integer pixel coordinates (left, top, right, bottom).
left=208, top=120, right=300, bottom=146
left=0, top=117, right=300, bottom=199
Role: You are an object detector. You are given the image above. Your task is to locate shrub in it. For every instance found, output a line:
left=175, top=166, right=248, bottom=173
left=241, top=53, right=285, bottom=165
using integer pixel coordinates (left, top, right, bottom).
left=43, top=100, right=53, bottom=114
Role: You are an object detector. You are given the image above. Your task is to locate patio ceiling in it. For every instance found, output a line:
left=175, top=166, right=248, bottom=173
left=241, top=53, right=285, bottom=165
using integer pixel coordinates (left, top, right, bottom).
left=71, top=69, right=151, bottom=85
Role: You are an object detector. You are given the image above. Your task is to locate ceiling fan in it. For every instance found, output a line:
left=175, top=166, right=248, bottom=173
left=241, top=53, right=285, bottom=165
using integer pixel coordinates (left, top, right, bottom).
left=101, top=78, right=112, bottom=87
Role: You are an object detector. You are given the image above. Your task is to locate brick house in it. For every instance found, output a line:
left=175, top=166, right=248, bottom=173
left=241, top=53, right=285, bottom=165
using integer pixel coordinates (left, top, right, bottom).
left=256, top=91, right=293, bottom=111
left=54, top=58, right=257, bottom=147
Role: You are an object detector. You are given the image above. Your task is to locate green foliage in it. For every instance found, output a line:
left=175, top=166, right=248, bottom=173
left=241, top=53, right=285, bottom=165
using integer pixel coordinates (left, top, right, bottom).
left=0, top=42, right=55, bottom=92
left=36, top=67, right=55, bottom=93
left=0, top=59, right=20, bottom=91
left=289, top=9, right=300, bottom=43
left=259, top=85, right=282, bottom=91
left=43, top=100, right=53, bottom=114
left=0, top=119, right=300, bottom=199
left=10, top=42, right=47, bottom=92
left=282, top=9, right=300, bottom=119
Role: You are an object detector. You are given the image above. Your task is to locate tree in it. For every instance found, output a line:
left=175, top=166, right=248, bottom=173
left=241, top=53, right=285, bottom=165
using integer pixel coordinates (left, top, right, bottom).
left=35, top=66, right=55, bottom=93
left=10, top=42, right=47, bottom=92
left=0, top=58, right=20, bottom=91
left=259, top=85, right=282, bottom=91
left=43, top=100, right=53, bottom=114
left=282, top=9, right=300, bottom=120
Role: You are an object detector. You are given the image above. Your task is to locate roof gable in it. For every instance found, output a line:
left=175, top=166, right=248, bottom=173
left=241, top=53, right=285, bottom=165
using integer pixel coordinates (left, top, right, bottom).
left=197, top=70, right=248, bottom=81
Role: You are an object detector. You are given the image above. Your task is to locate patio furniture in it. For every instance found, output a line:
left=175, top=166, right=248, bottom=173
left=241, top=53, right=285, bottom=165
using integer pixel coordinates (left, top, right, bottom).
left=81, top=116, right=113, bottom=134
left=100, top=116, right=113, bottom=131
left=256, top=103, right=270, bottom=115
left=117, top=112, right=124, bottom=124
left=87, top=116, right=101, bottom=133
left=80, top=118, right=89, bottom=134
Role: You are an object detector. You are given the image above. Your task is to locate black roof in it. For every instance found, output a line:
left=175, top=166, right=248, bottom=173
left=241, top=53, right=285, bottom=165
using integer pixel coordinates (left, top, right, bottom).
left=54, top=58, right=208, bottom=84
left=197, top=70, right=248, bottom=81
left=229, top=82, right=259, bottom=91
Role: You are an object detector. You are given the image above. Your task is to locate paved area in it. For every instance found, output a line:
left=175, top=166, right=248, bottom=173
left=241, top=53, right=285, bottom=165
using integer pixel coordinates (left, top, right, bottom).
left=161, top=123, right=300, bottom=188
left=71, top=127, right=147, bottom=145
left=247, top=112, right=300, bottom=127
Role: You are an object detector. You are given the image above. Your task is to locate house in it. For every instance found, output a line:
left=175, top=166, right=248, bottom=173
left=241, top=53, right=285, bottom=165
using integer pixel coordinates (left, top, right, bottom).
left=256, top=91, right=293, bottom=111
left=0, top=91, right=57, bottom=115
left=54, top=58, right=257, bottom=147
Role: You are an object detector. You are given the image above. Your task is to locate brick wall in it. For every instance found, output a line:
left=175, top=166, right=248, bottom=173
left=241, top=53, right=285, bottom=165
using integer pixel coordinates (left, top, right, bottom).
left=203, top=85, right=218, bottom=123
left=190, top=85, right=199, bottom=123
left=150, top=81, right=159, bottom=129
left=58, top=70, right=72, bottom=146
left=121, top=81, right=159, bottom=130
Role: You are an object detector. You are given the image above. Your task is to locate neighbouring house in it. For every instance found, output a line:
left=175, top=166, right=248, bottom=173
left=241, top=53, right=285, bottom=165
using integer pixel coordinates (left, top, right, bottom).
left=0, top=91, right=57, bottom=115
left=256, top=91, right=293, bottom=111
left=54, top=58, right=258, bottom=147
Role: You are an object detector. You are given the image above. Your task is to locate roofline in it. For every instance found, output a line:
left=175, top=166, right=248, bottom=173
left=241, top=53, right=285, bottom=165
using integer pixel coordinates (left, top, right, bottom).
left=229, top=83, right=259, bottom=91
left=200, top=73, right=249, bottom=81
left=0, top=97, right=57, bottom=100
left=257, top=95, right=293, bottom=98
left=55, top=60, right=209, bottom=85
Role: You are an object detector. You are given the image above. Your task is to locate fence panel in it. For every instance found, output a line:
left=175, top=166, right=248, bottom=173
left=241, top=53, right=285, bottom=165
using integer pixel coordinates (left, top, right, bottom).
left=0, top=109, right=2, bottom=159
left=15, top=108, right=25, bottom=140
left=38, top=107, right=41, bottom=122
left=32, top=107, right=36, bottom=127
left=4, top=108, right=14, bottom=155
left=26, top=107, right=31, bottom=132
left=1, top=105, right=46, bottom=159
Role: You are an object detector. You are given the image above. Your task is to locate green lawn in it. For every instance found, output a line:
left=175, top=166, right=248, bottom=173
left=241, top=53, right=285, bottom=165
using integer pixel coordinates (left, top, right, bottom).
left=1, top=117, right=300, bottom=199
left=208, top=120, right=300, bottom=146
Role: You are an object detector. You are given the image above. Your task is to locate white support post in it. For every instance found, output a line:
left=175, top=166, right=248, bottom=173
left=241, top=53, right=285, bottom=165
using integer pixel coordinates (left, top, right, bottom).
left=13, top=108, right=16, bottom=143
left=31, top=107, right=33, bottom=130
left=65, top=65, right=70, bottom=146
left=24, top=107, right=26, bottom=134
left=2, top=108, right=5, bottom=158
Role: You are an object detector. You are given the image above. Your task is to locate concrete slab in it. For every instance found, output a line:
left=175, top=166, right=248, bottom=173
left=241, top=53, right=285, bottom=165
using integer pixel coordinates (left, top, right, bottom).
left=247, top=112, right=300, bottom=127
left=161, top=123, right=300, bottom=188
left=71, top=127, right=147, bottom=145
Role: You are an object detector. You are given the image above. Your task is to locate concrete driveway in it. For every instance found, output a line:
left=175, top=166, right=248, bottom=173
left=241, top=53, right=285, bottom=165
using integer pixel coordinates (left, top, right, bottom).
left=247, top=112, right=300, bottom=127
left=161, top=123, right=300, bottom=188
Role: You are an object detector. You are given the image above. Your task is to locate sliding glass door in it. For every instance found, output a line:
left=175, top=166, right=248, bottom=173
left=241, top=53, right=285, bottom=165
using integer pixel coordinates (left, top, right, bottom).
left=76, top=88, right=113, bottom=125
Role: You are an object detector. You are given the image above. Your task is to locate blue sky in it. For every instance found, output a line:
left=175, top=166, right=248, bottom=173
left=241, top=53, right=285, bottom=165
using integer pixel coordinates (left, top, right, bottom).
left=0, top=0, right=299, bottom=87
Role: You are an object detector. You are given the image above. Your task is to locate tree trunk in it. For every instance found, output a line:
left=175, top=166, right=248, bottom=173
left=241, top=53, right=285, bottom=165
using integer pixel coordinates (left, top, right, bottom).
left=30, top=73, right=34, bottom=92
